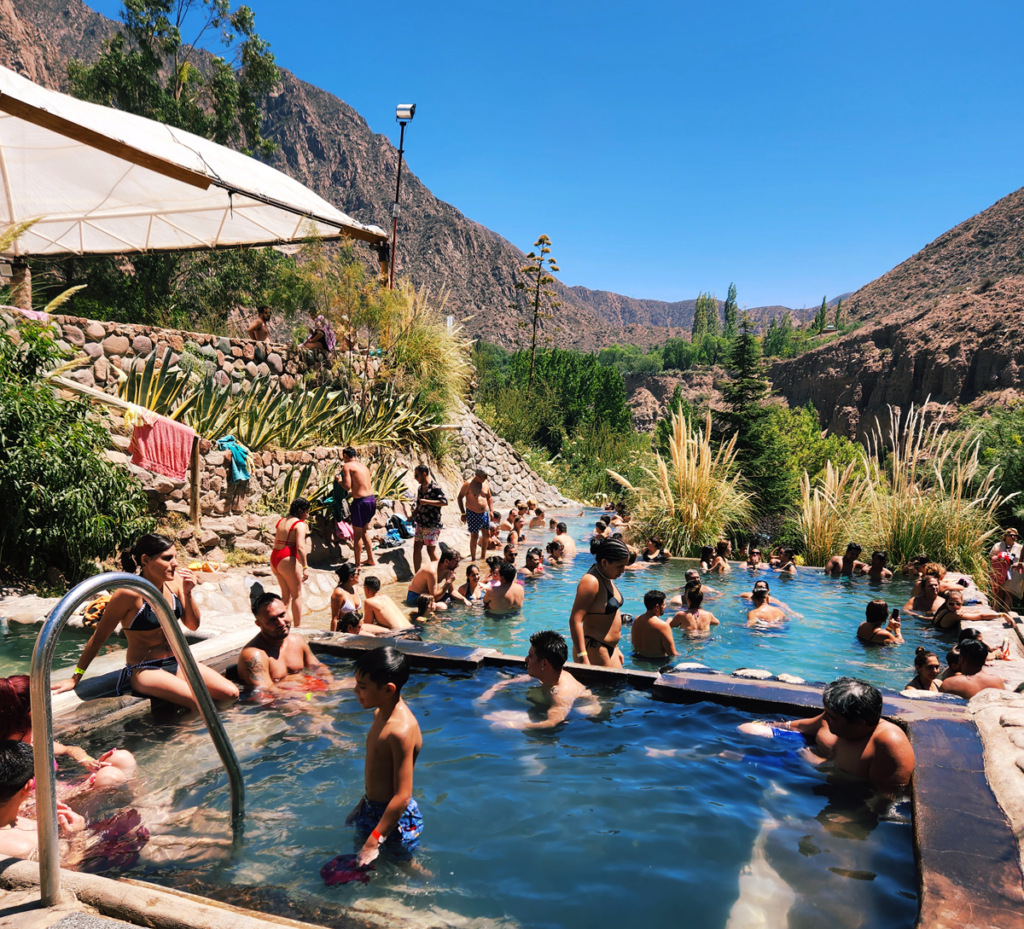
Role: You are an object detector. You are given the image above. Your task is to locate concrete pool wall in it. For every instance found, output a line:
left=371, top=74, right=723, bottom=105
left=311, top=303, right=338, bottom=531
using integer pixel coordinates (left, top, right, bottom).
left=8, top=629, right=1020, bottom=929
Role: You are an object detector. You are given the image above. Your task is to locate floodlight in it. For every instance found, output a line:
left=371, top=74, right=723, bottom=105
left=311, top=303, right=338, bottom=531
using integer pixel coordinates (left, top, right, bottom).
left=396, top=104, right=416, bottom=121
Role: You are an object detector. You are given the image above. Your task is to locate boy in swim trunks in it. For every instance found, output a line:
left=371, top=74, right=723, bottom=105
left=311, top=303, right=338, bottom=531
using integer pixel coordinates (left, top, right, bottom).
left=347, top=648, right=424, bottom=866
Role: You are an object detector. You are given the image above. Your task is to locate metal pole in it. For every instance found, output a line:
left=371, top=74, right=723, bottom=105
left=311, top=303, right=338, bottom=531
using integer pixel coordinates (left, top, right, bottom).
left=30, top=572, right=245, bottom=906
left=388, top=120, right=407, bottom=290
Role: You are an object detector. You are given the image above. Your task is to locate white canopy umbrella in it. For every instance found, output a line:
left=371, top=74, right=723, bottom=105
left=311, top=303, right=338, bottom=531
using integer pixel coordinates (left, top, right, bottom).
left=0, top=65, right=387, bottom=257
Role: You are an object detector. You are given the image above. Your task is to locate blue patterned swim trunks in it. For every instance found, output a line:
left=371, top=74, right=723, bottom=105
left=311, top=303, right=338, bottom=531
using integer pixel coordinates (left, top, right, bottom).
left=466, top=509, right=489, bottom=534
left=354, top=796, right=423, bottom=860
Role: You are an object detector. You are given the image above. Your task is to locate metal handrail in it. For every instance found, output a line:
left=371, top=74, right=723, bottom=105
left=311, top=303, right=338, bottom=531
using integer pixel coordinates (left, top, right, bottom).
left=30, top=572, right=245, bottom=906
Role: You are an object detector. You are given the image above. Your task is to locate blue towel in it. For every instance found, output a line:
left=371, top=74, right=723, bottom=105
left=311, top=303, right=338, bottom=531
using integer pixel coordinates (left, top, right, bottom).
left=216, top=435, right=251, bottom=483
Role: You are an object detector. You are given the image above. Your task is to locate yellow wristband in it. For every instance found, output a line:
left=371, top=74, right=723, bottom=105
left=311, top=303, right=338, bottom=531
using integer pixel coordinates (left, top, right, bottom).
left=74, top=667, right=86, bottom=677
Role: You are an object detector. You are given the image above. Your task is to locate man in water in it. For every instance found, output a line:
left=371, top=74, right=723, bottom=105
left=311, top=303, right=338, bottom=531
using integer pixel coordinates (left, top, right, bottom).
left=457, top=468, right=494, bottom=561
left=238, top=593, right=335, bottom=693
left=476, top=630, right=600, bottom=729
left=406, top=549, right=464, bottom=608
left=529, top=507, right=546, bottom=530
left=483, top=562, right=525, bottom=614
left=347, top=648, right=424, bottom=866
left=903, top=574, right=945, bottom=617
left=411, top=464, right=447, bottom=572
left=740, top=677, right=915, bottom=795
left=631, top=590, right=677, bottom=658
left=669, top=569, right=719, bottom=606
left=0, top=741, right=86, bottom=860
left=519, top=548, right=546, bottom=578
left=857, top=550, right=893, bottom=580
left=341, top=448, right=377, bottom=570
left=747, top=583, right=786, bottom=625
left=825, top=543, right=868, bottom=577
left=503, top=543, right=518, bottom=565
left=553, top=522, right=577, bottom=558
left=361, top=576, right=416, bottom=631
left=939, top=639, right=1006, bottom=698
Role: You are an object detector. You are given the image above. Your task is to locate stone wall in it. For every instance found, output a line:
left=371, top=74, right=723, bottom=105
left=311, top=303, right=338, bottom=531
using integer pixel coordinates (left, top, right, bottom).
left=1, top=309, right=572, bottom=559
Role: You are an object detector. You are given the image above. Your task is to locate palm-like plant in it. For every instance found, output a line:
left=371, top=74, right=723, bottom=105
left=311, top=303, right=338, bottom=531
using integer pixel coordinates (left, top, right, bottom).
left=117, top=348, right=197, bottom=420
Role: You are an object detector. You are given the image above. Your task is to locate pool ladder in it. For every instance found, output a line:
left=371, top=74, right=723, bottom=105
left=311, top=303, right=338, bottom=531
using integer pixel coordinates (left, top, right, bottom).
left=30, top=572, right=245, bottom=906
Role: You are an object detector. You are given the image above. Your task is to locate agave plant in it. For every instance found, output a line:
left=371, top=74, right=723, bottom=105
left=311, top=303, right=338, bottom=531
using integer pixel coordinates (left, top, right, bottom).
left=117, top=348, right=196, bottom=420
left=227, top=377, right=288, bottom=451
left=370, top=457, right=410, bottom=504
left=183, top=377, right=234, bottom=439
left=270, top=463, right=334, bottom=515
left=275, top=383, right=346, bottom=450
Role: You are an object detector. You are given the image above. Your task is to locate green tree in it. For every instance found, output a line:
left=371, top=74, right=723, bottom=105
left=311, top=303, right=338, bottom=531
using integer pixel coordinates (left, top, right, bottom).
left=723, top=282, right=739, bottom=340
left=512, top=235, right=561, bottom=401
left=763, top=311, right=794, bottom=358
left=703, top=293, right=721, bottom=338
left=813, top=296, right=828, bottom=334
left=833, top=298, right=844, bottom=329
left=691, top=293, right=708, bottom=342
left=0, top=325, right=154, bottom=583
left=662, top=337, right=696, bottom=371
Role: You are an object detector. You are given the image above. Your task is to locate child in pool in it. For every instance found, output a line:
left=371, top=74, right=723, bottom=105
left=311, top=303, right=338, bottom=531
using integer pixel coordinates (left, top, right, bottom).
left=346, top=648, right=424, bottom=867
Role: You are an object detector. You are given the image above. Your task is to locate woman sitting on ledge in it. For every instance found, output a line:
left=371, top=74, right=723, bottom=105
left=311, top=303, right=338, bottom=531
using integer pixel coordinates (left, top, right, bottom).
left=52, top=533, right=239, bottom=711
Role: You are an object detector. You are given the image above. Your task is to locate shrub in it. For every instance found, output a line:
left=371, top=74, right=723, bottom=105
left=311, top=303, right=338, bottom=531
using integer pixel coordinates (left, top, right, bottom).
left=0, top=324, right=153, bottom=583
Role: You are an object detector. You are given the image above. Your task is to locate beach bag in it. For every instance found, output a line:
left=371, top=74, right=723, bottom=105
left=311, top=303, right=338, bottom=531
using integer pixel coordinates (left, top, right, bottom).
left=992, top=551, right=1012, bottom=586
left=336, top=521, right=354, bottom=542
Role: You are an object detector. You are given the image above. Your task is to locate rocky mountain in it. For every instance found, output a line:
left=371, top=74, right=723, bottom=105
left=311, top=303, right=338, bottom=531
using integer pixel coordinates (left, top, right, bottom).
left=0, top=0, right=804, bottom=353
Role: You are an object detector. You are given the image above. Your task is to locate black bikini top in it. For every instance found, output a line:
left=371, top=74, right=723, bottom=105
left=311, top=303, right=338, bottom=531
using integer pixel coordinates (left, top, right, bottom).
left=127, top=591, right=182, bottom=632
left=588, top=566, right=622, bottom=614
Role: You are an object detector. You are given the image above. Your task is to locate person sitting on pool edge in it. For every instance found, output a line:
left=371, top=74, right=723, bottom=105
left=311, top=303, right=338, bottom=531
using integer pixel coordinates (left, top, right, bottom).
left=671, top=584, right=720, bottom=633
left=343, top=648, right=424, bottom=867
left=0, top=741, right=86, bottom=860
left=631, top=590, right=677, bottom=659
left=238, top=593, right=337, bottom=695
left=939, top=638, right=1006, bottom=698
left=905, top=648, right=941, bottom=692
left=856, top=551, right=893, bottom=580
left=825, top=542, right=869, bottom=577
left=568, top=537, right=635, bottom=667
left=483, top=562, right=525, bottom=615
left=856, top=600, right=903, bottom=645
left=740, top=677, right=915, bottom=795
left=903, top=573, right=945, bottom=617
left=746, top=582, right=787, bottom=625
left=476, top=630, right=601, bottom=729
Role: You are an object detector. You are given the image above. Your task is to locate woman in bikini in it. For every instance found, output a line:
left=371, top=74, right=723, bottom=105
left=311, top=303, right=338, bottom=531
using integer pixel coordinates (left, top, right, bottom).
left=271, top=497, right=310, bottom=628
left=330, top=563, right=362, bottom=632
left=51, top=534, right=238, bottom=710
left=458, top=565, right=487, bottom=602
left=905, top=647, right=941, bottom=691
left=568, top=537, right=635, bottom=667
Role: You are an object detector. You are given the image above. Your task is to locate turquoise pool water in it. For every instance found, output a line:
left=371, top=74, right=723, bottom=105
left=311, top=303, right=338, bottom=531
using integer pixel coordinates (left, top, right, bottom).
left=79, top=660, right=916, bottom=929
left=419, top=511, right=964, bottom=691
left=0, top=621, right=112, bottom=678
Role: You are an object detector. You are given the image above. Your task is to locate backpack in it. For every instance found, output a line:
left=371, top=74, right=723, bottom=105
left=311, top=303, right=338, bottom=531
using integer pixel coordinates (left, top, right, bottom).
left=387, top=514, right=414, bottom=539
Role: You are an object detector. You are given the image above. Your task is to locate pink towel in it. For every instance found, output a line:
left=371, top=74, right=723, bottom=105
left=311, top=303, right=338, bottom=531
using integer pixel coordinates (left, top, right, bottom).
left=129, top=416, right=195, bottom=482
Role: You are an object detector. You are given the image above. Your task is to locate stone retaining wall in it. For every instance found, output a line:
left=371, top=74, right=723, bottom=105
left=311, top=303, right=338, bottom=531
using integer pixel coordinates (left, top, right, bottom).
left=1, top=309, right=572, bottom=556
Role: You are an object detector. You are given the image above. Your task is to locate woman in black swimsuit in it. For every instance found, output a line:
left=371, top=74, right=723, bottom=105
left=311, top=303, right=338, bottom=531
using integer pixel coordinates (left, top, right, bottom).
left=569, top=537, right=635, bottom=667
left=52, top=534, right=239, bottom=710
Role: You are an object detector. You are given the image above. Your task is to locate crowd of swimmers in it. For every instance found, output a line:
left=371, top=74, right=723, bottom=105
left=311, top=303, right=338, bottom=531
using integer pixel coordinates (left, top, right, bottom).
left=2, top=489, right=1020, bottom=873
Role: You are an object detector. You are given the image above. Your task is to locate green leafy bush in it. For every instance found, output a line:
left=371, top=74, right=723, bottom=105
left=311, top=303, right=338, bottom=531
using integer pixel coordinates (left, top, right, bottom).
left=0, top=324, right=154, bottom=583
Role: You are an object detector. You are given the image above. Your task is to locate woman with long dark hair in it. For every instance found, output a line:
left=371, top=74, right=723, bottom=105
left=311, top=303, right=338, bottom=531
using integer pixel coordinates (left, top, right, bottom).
left=568, top=537, right=635, bottom=667
left=51, top=534, right=239, bottom=710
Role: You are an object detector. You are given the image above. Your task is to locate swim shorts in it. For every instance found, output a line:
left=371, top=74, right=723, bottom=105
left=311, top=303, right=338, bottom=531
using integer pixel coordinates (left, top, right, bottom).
left=406, top=589, right=423, bottom=606
left=465, top=509, right=489, bottom=534
left=115, top=655, right=178, bottom=697
left=770, top=726, right=807, bottom=745
left=414, top=525, right=441, bottom=545
left=354, top=796, right=423, bottom=860
left=350, top=496, right=377, bottom=528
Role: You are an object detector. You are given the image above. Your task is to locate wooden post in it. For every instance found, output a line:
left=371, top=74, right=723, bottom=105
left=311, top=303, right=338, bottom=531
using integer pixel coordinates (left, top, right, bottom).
left=189, top=436, right=201, bottom=529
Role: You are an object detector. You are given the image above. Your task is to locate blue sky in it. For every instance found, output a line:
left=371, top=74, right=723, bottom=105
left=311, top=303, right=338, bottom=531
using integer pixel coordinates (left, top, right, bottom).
left=86, top=1, right=1024, bottom=309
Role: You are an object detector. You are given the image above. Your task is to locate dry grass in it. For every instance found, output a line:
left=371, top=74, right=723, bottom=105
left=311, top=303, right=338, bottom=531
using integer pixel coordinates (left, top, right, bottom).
left=797, top=461, right=870, bottom=566
left=608, top=409, right=751, bottom=555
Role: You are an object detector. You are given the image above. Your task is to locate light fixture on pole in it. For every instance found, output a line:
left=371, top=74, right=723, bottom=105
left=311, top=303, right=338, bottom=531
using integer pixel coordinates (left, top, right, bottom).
left=389, top=103, right=416, bottom=289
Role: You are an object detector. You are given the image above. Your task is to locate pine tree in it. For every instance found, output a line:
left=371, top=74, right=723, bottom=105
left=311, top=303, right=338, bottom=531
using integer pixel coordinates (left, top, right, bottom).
left=833, top=298, right=843, bottom=329
left=704, top=293, right=721, bottom=338
left=691, top=294, right=708, bottom=342
left=814, top=296, right=828, bottom=333
left=723, top=282, right=738, bottom=340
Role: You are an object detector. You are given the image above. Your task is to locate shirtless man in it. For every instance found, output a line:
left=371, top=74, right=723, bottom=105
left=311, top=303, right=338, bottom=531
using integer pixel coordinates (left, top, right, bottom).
left=247, top=307, right=272, bottom=342
left=483, top=562, right=525, bottom=614
left=631, top=590, right=677, bottom=659
left=362, top=576, right=415, bottom=631
left=503, top=543, right=518, bottom=565
left=519, top=548, right=546, bottom=579
left=739, top=677, right=915, bottom=795
left=825, top=542, right=868, bottom=577
left=672, top=585, right=720, bottom=633
left=554, top=522, right=577, bottom=558
left=857, top=550, right=894, bottom=580
left=238, top=593, right=334, bottom=693
left=747, top=583, right=787, bottom=625
left=406, top=550, right=463, bottom=608
left=904, top=574, right=945, bottom=617
left=346, top=648, right=424, bottom=866
left=0, top=741, right=85, bottom=860
left=457, top=469, right=494, bottom=561
left=529, top=507, right=546, bottom=530
left=743, top=548, right=770, bottom=570
left=476, top=630, right=601, bottom=729
left=939, top=639, right=1007, bottom=698
left=341, top=448, right=376, bottom=569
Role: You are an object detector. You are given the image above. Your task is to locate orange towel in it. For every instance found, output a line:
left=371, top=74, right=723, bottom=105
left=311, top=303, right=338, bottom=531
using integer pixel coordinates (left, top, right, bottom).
left=129, top=416, right=196, bottom=482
